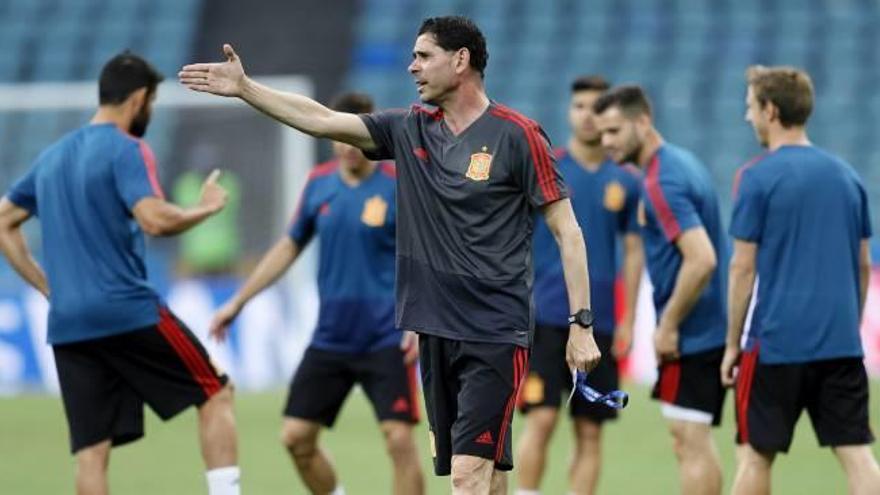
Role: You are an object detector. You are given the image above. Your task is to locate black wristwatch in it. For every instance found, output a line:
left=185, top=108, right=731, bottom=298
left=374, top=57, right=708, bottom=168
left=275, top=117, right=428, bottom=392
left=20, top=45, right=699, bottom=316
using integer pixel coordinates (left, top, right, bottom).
left=568, top=308, right=594, bottom=329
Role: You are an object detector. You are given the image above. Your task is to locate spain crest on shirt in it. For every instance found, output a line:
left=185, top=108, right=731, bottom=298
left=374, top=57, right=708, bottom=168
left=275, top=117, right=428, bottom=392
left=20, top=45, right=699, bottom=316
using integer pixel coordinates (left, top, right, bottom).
left=361, top=195, right=388, bottom=227
left=604, top=180, right=626, bottom=212
left=465, top=147, right=493, bottom=181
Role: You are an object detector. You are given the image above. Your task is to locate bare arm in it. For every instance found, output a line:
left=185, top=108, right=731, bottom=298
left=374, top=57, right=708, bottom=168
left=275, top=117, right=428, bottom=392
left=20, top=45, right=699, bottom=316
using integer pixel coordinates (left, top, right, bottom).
left=614, top=232, right=644, bottom=356
left=180, top=44, right=375, bottom=150
left=859, top=239, right=871, bottom=322
left=210, top=236, right=301, bottom=340
left=132, top=169, right=227, bottom=236
left=721, top=240, right=757, bottom=386
left=542, top=198, right=601, bottom=372
left=661, top=227, right=717, bottom=328
left=725, top=240, right=757, bottom=348
left=0, top=198, right=49, bottom=297
left=654, top=227, right=717, bottom=361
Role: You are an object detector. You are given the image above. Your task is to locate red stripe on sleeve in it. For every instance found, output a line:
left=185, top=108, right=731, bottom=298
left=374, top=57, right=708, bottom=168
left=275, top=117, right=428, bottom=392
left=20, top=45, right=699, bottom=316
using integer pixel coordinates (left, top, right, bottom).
left=732, top=153, right=767, bottom=199
left=490, top=106, right=560, bottom=202
left=138, top=141, right=165, bottom=199
left=645, top=155, right=682, bottom=241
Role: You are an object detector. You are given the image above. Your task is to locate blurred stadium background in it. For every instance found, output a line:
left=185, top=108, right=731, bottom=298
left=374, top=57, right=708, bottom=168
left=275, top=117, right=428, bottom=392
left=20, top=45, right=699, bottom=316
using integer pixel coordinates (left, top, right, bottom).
left=1, top=0, right=879, bottom=492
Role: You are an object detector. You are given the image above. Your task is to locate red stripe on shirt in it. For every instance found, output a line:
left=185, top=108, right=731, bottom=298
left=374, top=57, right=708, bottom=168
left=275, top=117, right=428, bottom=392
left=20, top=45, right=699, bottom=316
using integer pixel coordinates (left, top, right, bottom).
left=645, top=154, right=682, bottom=241
left=411, top=104, right=443, bottom=121
left=157, top=308, right=222, bottom=397
left=308, top=160, right=339, bottom=179
left=490, top=106, right=548, bottom=196
left=732, top=153, right=768, bottom=199
left=380, top=162, right=397, bottom=179
left=490, top=106, right=560, bottom=202
left=138, top=141, right=165, bottom=199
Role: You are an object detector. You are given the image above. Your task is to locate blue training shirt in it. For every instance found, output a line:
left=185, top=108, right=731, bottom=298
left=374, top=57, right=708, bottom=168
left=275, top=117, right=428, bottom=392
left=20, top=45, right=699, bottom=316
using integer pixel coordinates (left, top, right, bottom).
left=6, top=123, right=165, bottom=344
left=288, top=160, right=399, bottom=354
left=640, top=144, right=728, bottom=355
left=730, top=145, right=872, bottom=364
left=532, top=151, right=641, bottom=333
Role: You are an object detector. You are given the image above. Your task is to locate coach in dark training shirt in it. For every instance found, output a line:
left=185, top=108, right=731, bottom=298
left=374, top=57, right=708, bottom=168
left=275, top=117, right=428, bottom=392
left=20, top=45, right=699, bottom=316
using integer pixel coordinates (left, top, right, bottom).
left=180, top=15, right=600, bottom=494
left=722, top=65, right=880, bottom=495
left=0, top=53, right=241, bottom=495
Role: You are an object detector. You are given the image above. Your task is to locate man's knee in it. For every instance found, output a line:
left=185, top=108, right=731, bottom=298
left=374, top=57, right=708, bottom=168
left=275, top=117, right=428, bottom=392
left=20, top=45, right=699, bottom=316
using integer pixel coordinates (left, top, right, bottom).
left=280, top=419, right=320, bottom=458
left=76, top=440, right=112, bottom=473
left=451, top=455, right=493, bottom=491
left=668, top=421, right=711, bottom=461
left=737, top=444, right=774, bottom=470
left=524, top=407, right=559, bottom=444
left=381, top=421, right=416, bottom=461
left=200, top=384, right=235, bottom=417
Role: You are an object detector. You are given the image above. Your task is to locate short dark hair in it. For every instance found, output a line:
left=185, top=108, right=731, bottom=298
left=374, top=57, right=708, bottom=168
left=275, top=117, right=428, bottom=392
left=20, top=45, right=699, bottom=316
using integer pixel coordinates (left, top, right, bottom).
left=99, top=51, right=164, bottom=105
left=418, top=16, right=488, bottom=78
left=746, top=65, right=813, bottom=127
left=329, top=92, right=374, bottom=114
left=571, top=75, right=610, bottom=94
left=592, top=84, right=653, bottom=117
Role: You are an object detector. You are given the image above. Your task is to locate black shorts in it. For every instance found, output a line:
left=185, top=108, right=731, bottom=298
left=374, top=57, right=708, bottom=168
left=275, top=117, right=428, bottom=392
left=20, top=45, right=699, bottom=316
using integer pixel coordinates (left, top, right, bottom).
left=735, top=347, right=874, bottom=453
left=419, top=334, right=528, bottom=476
left=518, top=326, right=618, bottom=422
left=53, top=307, right=228, bottom=454
left=284, top=345, right=420, bottom=427
left=651, top=345, right=726, bottom=426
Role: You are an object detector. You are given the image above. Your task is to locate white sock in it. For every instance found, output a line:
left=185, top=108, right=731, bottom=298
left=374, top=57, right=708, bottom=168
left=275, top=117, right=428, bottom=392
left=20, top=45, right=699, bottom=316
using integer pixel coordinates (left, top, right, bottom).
left=206, top=466, right=241, bottom=495
left=330, top=486, right=346, bottom=495
left=515, top=490, right=540, bottom=495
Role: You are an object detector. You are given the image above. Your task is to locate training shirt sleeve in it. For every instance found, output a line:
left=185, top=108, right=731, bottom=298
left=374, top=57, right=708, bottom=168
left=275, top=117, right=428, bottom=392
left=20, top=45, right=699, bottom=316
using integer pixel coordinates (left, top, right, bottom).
left=7, top=167, right=38, bottom=214
left=618, top=171, right=642, bottom=234
left=359, top=109, right=408, bottom=161
left=113, top=140, right=165, bottom=210
left=511, top=124, right=568, bottom=208
left=287, top=180, right=317, bottom=247
left=729, top=168, right=766, bottom=243
left=644, top=171, right=702, bottom=242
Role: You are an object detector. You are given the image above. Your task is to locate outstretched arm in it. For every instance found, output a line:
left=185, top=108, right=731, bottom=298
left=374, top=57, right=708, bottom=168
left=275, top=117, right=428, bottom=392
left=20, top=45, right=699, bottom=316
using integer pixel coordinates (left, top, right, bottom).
left=542, top=198, right=601, bottom=372
left=179, top=44, right=375, bottom=150
left=0, top=199, right=49, bottom=297
left=210, top=236, right=301, bottom=341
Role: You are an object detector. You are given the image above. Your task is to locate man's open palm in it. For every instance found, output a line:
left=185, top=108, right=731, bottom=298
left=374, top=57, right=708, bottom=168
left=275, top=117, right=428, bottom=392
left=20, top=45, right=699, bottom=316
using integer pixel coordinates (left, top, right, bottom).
left=179, top=44, right=245, bottom=97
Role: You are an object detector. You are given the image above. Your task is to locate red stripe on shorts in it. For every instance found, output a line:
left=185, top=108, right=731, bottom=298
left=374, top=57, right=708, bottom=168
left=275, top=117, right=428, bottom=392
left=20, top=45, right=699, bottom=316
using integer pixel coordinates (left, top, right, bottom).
left=496, top=347, right=529, bottom=462
left=736, top=344, right=760, bottom=444
left=407, top=362, right=421, bottom=422
left=659, top=360, right=681, bottom=403
left=156, top=308, right=222, bottom=396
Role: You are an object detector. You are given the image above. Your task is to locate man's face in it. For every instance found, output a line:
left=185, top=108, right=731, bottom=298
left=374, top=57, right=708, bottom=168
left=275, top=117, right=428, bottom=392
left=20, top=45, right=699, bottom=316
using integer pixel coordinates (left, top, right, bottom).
left=408, top=33, right=459, bottom=104
left=569, top=90, right=603, bottom=145
left=745, top=85, right=769, bottom=147
left=129, top=90, right=155, bottom=138
left=332, top=140, right=367, bottom=169
left=595, top=106, right=643, bottom=164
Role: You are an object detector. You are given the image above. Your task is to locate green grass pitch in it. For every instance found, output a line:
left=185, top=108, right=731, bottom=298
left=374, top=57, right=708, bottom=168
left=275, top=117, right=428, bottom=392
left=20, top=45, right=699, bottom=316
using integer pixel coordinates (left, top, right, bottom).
left=2, top=381, right=878, bottom=493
